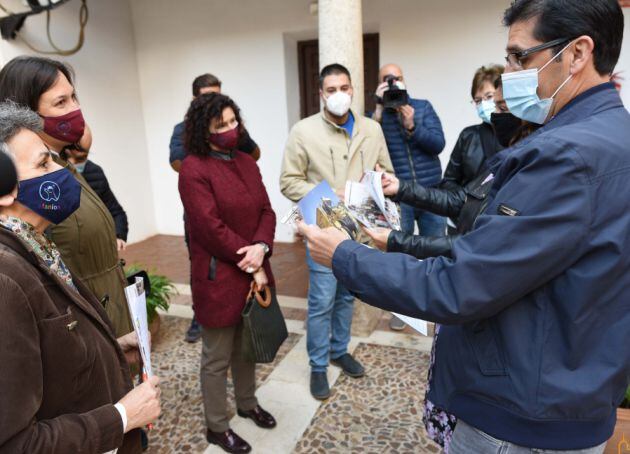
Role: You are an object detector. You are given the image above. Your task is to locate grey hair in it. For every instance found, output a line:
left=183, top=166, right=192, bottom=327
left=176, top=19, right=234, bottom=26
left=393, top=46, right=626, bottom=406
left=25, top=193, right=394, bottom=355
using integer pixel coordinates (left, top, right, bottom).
left=0, top=101, right=43, bottom=154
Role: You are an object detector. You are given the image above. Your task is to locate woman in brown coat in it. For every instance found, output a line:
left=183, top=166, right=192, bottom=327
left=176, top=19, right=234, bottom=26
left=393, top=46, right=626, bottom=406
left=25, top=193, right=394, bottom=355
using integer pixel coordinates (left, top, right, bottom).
left=0, top=56, right=133, bottom=337
left=0, top=103, right=160, bottom=453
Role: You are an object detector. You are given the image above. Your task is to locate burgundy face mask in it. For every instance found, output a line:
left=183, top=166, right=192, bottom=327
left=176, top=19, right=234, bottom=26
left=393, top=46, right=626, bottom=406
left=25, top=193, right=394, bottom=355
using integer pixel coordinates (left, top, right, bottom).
left=208, top=126, right=239, bottom=150
left=41, top=109, right=86, bottom=144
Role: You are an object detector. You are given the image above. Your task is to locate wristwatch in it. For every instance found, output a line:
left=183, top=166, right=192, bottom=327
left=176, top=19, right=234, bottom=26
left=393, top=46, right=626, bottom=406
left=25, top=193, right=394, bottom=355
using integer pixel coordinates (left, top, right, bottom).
left=256, top=242, right=270, bottom=255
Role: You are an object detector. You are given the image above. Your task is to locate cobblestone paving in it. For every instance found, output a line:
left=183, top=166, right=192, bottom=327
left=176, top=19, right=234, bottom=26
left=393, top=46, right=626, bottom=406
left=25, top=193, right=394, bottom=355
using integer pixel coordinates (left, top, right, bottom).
left=146, top=316, right=301, bottom=453
left=293, top=343, right=440, bottom=454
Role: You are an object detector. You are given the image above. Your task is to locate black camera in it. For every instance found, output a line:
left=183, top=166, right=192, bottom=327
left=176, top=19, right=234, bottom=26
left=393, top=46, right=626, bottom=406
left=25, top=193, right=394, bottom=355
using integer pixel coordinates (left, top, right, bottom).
left=382, top=74, right=409, bottom=110
left=0, top=151, right=18, bottom=197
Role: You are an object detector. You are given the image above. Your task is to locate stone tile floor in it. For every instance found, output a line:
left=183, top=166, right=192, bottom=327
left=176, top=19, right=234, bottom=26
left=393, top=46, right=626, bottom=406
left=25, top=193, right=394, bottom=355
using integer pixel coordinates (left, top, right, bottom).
left=147, top=316, right=302, bottom=453
left=125, top=235, right=440, bottom=453
left=294, top=344, right=440, bottom=454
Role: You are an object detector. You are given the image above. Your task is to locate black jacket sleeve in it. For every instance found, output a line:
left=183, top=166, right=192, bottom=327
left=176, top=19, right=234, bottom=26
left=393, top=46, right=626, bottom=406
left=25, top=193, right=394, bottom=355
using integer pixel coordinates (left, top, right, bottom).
left=238, top=129, right=259, bottom=155
left=393, top=180, right=466, bottom=219
left=85, top=163, right=129, bottom=242
left=101, top=183, right=129, bottom=242
left=387, top=231, right=459, bottom=259
left=441, top=129, right=470, bottom=192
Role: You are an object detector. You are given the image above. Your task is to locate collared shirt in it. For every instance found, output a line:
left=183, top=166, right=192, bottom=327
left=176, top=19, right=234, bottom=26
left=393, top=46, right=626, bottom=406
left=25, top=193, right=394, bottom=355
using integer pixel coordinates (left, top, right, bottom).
left=340, top=111, right=355, bottom=137
left=0, top=215, right=77, bottom=291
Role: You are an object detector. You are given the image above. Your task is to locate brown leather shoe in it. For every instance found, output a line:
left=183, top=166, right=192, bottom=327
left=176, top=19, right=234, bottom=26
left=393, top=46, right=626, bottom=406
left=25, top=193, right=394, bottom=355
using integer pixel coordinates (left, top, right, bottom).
left=237, top=405, right=277, bottom=429
left=206, top=429, right=251, bottom=453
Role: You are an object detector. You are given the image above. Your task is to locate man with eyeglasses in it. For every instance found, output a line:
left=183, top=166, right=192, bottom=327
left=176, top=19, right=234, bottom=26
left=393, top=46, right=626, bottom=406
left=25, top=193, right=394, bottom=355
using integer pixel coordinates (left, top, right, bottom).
left=297, top=0, right=630, bottom=452
left=372, top=64, right=446, bottom=330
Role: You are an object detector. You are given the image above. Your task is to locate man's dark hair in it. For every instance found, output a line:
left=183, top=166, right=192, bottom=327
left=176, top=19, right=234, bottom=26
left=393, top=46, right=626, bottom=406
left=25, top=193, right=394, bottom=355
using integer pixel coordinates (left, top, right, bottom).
left=319, top=63, right=351, bottom=88
left=192, top=73, right=222, bottom=97
left=184, top=92, right=243, bottom=156
left=0, top=56, right=75, bottom=111
left=503, top=0, right=624, bottom=76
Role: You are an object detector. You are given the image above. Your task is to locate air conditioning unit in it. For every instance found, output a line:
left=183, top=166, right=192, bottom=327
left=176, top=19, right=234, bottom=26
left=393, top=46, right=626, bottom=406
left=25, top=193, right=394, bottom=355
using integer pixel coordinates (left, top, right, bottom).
left=0, top=0, right=71, bottom=40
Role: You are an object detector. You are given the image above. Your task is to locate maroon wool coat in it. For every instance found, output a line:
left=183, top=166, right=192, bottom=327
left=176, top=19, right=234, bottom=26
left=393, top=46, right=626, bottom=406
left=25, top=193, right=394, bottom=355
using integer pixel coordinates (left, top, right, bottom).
left=178, top=151, right=276, bottom=328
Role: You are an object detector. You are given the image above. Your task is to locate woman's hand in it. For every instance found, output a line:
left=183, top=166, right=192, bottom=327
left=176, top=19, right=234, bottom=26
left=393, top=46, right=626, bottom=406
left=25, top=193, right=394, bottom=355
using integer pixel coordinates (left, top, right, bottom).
left=117, top=331, right=150, bottom=365
left=118, top=376, right=161, bottom=432
left=237, top=244, right=266, bottom=273
left=363, top=227, right=392, bottom=251
left=375, top=164, right=400, bottom=197
left=253, top=268, right=268, bottom=290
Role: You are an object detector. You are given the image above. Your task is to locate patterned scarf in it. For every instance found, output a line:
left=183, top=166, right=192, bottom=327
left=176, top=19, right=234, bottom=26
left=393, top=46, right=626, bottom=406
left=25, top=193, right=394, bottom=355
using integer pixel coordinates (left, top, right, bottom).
left=0, top=215, right=77, bottom=291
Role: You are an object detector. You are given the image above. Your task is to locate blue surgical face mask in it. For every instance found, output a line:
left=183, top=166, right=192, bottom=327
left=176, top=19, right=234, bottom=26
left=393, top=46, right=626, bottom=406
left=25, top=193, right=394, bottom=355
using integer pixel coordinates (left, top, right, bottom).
left=476, top=100, right=496, bottom=124
left=74, top=162, right=86, bottom=174
left=17, top=168, right=82, bottom=224
left=501, top=41, right=574, bottom=125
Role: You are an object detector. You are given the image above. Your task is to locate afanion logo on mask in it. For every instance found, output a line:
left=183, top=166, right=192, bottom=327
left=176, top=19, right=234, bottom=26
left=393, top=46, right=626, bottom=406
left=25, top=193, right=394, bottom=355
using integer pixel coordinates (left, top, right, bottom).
left=39, top=181, right=62, bottom=210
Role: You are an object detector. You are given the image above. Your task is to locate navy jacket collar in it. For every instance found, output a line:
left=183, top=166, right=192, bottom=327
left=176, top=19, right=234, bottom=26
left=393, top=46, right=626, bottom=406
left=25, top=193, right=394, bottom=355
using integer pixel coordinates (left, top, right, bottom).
left=486, top=82, right=622, bottom=171
left=546, top=82, right=622, bottom=130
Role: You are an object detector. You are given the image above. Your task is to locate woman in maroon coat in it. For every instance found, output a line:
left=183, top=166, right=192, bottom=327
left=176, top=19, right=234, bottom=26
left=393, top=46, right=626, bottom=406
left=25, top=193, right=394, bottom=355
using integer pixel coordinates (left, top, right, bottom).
left=178, top=93, right=277, bottom=453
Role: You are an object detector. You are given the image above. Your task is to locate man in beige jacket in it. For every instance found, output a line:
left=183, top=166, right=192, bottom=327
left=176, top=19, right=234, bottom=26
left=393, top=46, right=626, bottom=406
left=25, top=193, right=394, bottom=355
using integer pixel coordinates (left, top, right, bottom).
left=280, top=63, right=393, bottom=400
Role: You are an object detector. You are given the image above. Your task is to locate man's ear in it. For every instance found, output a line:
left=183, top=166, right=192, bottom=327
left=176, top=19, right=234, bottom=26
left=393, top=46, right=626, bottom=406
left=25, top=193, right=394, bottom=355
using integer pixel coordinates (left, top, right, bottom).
left=569, top=35, right=595, bottom=76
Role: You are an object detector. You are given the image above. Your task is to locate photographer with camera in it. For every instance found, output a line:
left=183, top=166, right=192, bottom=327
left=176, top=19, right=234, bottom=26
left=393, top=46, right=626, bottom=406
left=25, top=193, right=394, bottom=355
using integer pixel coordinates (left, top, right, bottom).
left=372, top=64, right=446, bottom=331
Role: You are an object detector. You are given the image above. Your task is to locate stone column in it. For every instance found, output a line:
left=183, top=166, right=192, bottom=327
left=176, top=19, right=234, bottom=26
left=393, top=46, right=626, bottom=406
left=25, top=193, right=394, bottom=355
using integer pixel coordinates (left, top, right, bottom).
left=318, top=0, right=365, bottom=115
left=319, top=0, right=383, bottom=336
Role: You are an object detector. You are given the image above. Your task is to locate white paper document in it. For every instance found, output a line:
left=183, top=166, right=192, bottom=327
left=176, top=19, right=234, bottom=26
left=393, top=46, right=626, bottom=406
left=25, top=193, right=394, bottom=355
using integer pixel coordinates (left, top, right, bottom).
left=345, top=171, right=401, bottom=230
left=391, top=312, right=429, bottom=336
left=124, top=277, right=153, bottom=377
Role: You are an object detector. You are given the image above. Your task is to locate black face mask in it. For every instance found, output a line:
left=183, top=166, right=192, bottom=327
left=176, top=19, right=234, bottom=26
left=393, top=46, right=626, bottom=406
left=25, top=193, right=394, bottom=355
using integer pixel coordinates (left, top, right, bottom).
left=491, top=112, right=522, bottom=148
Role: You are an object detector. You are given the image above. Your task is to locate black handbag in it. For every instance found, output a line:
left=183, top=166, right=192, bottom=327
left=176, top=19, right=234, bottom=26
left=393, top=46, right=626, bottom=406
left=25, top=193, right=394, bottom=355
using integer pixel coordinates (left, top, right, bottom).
left=241, top=282, right=288, bottom=363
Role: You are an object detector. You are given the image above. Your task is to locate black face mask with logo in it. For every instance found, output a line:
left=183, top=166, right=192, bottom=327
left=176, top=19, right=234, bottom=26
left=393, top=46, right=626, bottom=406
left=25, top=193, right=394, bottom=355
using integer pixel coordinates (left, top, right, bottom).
left=491, top=112, right=522, bottom=148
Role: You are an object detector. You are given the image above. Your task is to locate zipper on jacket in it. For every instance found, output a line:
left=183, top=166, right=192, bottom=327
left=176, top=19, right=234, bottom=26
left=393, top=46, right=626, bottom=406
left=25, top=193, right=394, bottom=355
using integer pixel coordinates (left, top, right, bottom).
left=330, top=148, right=337, bottom=179
left=398, top=116, right=418, bottom=181
left=405, top=143, right=418, bottom=181
left=360, top=150, right=366, bottom=173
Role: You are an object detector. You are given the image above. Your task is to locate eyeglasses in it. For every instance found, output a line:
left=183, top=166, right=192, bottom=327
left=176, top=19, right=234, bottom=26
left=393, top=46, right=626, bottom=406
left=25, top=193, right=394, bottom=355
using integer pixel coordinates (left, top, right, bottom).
left=471, top=93, right=495, bottom=106
left=505, top=37, right=572, bottom=70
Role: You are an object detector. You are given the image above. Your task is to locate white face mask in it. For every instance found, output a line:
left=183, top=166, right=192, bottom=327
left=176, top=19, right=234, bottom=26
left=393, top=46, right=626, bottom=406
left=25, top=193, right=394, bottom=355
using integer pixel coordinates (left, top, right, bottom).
left=324, top=91, right=352, bottom=117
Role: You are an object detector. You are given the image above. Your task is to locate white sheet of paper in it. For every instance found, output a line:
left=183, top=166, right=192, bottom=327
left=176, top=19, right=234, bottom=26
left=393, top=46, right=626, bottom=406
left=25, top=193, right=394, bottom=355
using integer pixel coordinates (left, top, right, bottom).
left=361, top=171, right=387, bottom=213
left=391, top=312, right=429, bottom=336
left=345, top=181, right=389, bottom=228
left=124, top=277, right=153, bottom=377
left=361, top=171, right=401, bottom=230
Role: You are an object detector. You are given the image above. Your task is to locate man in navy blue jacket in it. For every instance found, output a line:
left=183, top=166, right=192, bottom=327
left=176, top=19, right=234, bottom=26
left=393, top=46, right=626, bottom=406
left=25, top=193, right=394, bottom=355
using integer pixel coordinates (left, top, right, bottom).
left=299, top=0, right=630, bottom=451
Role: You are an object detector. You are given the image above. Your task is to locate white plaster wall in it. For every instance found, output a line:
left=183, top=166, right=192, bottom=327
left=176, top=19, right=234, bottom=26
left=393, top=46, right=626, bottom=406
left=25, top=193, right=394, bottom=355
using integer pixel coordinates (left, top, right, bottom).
left=26, top=0, right=621, bottom=243
left=0, top=0, right=156, bottom=243
left=129, top=0, right=319, bottom=242
left=130, top=0, right=507, bottom=242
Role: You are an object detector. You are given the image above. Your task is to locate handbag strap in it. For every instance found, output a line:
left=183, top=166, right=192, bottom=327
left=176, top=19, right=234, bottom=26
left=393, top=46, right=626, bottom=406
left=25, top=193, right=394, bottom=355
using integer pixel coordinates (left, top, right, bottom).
left=248, top=281, right=272, bottom=308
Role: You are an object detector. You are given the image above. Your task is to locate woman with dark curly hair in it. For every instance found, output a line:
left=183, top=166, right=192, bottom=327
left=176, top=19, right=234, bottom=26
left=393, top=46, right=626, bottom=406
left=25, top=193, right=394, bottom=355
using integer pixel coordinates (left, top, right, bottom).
left=178, top=93, right=277, bottom=453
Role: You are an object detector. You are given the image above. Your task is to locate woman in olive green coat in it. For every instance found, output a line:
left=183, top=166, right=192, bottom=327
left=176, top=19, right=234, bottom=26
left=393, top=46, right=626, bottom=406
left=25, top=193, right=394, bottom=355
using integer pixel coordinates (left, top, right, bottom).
left=0, top=56, right=133, bottom=337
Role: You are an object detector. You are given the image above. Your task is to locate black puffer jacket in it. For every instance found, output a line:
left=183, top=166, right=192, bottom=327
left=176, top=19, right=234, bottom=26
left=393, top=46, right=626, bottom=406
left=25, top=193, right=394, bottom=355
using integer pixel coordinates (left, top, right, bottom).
left=81, top=160, right=129, bottom=242
left=386, top=123, right=502, bottom=259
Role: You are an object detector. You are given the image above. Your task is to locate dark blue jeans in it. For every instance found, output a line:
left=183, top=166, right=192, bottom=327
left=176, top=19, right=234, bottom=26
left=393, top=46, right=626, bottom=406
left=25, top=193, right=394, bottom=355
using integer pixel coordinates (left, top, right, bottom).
left=305, top=246, right=354, bottom=373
